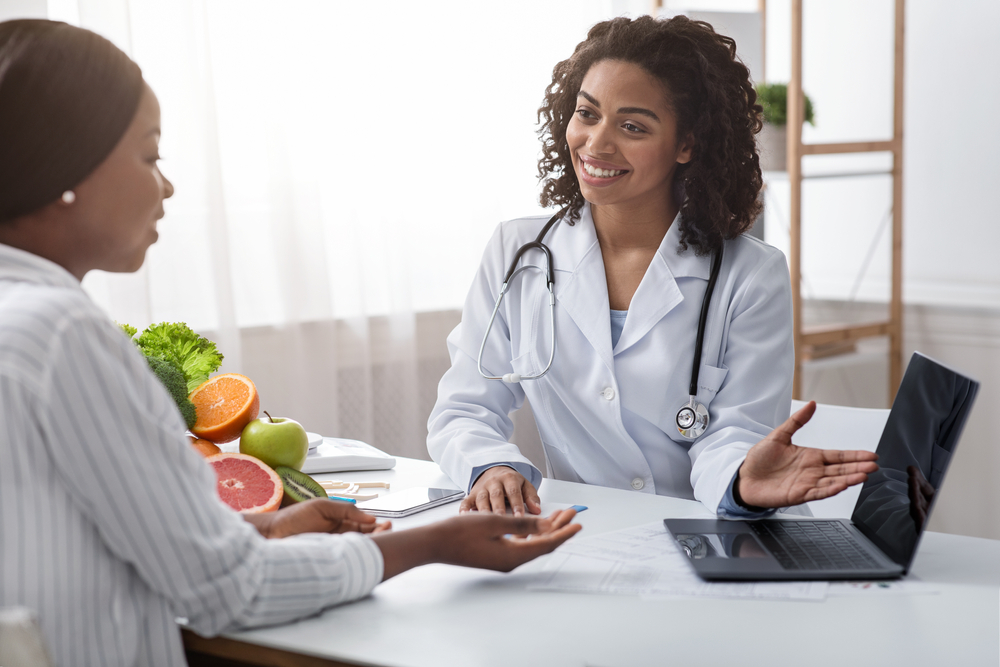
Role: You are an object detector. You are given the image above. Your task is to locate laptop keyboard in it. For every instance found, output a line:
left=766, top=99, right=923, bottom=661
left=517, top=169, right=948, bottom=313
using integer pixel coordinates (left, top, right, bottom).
left=749, top=520, right=882, bottom=571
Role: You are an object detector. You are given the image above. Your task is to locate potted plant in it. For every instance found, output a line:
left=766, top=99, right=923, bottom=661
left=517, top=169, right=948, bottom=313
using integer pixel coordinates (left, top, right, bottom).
left=755, top=83, right=815, bottom=172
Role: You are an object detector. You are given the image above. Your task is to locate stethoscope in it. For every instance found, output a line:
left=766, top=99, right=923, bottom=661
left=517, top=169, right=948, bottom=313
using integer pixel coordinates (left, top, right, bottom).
left=477, top=209, right=723, bottom=441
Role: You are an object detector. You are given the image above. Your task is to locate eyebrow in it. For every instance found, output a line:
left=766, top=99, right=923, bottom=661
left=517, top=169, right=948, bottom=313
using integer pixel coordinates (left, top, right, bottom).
left=578, top=90, right=660, bottom=122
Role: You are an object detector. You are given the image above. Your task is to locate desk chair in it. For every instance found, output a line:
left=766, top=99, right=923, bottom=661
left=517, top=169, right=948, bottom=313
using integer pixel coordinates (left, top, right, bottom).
left=790, top=400, right=891, bottom=519
left=0, top=607, right=53, bottom=667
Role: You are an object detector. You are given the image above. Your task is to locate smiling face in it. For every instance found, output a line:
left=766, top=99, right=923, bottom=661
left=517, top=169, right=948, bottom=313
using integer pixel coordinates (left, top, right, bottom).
left=566, top=59, right=692, bottom=219
left=66, top=82, right=173, bottom=277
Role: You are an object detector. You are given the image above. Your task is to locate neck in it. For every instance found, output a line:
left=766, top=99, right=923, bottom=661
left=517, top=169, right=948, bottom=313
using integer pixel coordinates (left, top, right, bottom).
left=591, top=196, right=679, bottom=252
left=0, top=213, right=85, bottom=281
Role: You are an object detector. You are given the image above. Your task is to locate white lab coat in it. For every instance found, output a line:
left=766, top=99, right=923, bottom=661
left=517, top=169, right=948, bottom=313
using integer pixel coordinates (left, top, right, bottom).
left=427, top=204, right=793, bottom=513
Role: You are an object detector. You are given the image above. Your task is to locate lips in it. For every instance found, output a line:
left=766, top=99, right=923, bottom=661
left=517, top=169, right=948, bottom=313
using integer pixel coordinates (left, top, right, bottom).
left=578, top=155, right=629, bottom=185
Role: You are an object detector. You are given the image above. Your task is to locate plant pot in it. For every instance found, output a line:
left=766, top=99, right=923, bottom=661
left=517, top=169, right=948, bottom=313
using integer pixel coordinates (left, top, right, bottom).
left=758, top=122, right=787, bottom=172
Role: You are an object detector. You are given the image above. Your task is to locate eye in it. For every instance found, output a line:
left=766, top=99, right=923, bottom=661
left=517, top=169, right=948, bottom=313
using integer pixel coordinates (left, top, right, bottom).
left=622, top=122, right=646, bottom=134
left=575, top=108, right=597, bottom=121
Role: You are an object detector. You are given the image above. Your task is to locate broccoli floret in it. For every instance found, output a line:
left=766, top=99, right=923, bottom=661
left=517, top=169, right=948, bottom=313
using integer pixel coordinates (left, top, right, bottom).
left=146, top=356, right=197, bottom=429
left=136, top=322, right=224, bottom=394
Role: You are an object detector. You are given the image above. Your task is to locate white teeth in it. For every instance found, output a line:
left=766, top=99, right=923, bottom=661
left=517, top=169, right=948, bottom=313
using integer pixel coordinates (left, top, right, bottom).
left=583, top=161, right=624, bottom=178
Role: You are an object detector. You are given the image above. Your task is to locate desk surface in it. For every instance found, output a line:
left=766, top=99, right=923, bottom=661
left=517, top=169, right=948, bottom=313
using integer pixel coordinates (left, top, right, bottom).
left=185, top=458, right=1000, bottom=666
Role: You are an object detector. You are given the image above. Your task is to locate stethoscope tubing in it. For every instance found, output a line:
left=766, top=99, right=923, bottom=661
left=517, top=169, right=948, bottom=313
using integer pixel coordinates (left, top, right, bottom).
left=477, top=208, right=723, bottom=441
left=478, top=210, right=564, bottom=383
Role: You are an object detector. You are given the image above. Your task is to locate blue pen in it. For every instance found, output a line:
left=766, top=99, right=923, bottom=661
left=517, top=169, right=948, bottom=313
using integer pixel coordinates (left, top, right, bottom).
left=569, top=505, right=588, bottom=512
left=327, top=495, right=357, bottom=504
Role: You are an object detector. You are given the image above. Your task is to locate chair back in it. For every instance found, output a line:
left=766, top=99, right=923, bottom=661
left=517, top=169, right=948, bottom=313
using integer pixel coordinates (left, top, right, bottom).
left=790, top=400, right=890, bottom=519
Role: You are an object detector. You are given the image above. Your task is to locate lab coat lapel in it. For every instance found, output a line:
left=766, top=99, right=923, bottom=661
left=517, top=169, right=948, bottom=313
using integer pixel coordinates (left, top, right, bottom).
left=614, top=214, right=712, bottom=355
left=550, top=206, right=615, bottom=371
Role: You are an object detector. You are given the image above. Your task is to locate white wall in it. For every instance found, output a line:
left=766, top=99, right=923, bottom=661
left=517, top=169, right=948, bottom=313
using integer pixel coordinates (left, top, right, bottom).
left=0, top=0, right=46, bottom=21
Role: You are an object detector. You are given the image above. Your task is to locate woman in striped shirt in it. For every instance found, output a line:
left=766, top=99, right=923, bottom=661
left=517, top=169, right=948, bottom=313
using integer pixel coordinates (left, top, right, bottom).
left=0, top=19, right=580, bottom=666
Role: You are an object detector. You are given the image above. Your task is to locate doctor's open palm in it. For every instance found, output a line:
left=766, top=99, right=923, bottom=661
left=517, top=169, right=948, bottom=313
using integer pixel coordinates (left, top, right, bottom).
left=736, top=401, right=880, bottom=509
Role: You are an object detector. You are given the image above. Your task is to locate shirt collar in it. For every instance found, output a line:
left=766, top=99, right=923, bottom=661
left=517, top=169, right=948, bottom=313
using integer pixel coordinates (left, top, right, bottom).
left=0, top=243, right=82, bottom=290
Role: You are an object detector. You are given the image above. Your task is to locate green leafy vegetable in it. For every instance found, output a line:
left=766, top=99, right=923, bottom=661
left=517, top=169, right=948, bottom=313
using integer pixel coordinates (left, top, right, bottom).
left=146, top=356, right=197, bottom=429
left=135, top=322, right=224, bottom=394
left=118, top=322, right=138, bottom=338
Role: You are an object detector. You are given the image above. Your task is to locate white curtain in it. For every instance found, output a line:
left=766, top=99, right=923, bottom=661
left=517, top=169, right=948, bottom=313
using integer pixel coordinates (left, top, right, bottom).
left=48, top=0, right=631, bottom=457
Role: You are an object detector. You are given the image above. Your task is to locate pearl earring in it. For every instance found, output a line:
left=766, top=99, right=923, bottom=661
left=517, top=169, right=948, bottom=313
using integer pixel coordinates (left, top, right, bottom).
left=61, top=190, right=76, bottom=204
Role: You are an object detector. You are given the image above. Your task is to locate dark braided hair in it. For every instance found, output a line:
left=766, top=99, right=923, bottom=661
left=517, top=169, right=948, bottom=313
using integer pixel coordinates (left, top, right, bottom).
left=537, top=15, right=763, bottom=255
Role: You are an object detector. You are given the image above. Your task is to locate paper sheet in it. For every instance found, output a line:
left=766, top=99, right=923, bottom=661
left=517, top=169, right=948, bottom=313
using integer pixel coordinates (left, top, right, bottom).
left=528, top=521, right=828, bottom=601
left=827, top=579, right=939, bottom=596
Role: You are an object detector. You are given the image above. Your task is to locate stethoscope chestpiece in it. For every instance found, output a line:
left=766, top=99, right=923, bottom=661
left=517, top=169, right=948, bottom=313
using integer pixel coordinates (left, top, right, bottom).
left=675, top=396, right=710, bottom=440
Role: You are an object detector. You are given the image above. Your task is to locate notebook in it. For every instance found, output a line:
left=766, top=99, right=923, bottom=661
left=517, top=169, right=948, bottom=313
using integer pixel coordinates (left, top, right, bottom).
left=664, top=351, right=979, bottom=581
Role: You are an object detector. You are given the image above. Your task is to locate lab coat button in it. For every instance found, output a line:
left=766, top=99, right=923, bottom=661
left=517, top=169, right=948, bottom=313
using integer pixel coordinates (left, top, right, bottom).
left=631, top=478, right=644, bottom=490
left=602, top=387, right=615, bottom=401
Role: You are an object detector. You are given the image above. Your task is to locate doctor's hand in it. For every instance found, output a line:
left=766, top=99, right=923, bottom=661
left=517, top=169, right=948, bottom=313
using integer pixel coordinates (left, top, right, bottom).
left=243, top=498, right=392, bottom=539
left=460, top=465, right=541, bottom=516
left=372, top=509, right=582, bottom=580
left=735, top=401, right=880, bottom=509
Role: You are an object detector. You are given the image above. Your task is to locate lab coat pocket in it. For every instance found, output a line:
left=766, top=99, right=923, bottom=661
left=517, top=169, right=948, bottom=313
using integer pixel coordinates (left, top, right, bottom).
left=696, top=364, right=729, bottom=404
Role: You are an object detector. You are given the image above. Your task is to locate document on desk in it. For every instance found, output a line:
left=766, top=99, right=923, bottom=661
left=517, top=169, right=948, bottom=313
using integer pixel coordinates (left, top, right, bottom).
left=528, top=521, right=828, bottom=601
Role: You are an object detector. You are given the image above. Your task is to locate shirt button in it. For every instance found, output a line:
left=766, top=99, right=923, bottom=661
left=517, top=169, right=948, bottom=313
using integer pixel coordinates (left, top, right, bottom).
left=631, top=478, right=644, bottom=490
left=602, top=387, right=615, bottom=401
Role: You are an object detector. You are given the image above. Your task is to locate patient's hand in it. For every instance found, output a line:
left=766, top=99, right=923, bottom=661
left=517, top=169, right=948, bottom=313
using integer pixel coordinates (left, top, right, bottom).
left=244, top=498, right=392, bottom=539
left=736, top=401, right=880, bottom=509
left=372, top=509, right=582, bottom=580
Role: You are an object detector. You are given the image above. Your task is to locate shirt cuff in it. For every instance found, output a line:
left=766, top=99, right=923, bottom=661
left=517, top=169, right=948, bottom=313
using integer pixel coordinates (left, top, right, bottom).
left=342, top=532, right=384, bottom=598
left=468, top=461, right=542, bottom=493
left=717, top=469, right=777, bottom=519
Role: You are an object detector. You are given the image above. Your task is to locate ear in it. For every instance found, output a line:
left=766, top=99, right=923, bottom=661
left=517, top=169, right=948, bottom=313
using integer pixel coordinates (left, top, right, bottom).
left=676, top=132, right=695, bottom=165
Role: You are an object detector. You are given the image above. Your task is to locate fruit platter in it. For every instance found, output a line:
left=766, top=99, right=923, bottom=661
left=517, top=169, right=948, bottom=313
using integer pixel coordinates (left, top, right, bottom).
left=120, top=322, right=339, bottom=514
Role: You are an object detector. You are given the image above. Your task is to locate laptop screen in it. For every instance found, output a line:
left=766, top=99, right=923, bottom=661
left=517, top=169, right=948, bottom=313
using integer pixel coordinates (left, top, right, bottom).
left=851, top=352, right=978, bottom=568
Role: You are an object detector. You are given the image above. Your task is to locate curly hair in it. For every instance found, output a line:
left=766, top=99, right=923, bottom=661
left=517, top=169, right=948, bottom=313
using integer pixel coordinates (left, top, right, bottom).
left=537, top=15, right=764, bottom=255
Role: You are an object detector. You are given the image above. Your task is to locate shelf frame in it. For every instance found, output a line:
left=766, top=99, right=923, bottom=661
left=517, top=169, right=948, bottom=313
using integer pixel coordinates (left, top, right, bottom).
left=786, top=0, right=906, bottom=404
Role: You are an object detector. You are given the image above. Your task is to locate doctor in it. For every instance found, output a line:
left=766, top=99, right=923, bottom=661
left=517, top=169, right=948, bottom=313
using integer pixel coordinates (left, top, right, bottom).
left=428, top=15, right=878, bottom=517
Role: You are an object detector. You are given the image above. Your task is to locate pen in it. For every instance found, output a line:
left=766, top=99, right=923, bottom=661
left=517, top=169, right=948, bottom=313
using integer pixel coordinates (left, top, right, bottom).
left=327, top=495, right=358, bottom=504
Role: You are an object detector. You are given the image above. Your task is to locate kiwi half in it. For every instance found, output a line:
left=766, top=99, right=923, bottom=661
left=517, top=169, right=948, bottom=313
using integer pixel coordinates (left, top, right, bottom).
left=275, top=466, right=327, bottom=506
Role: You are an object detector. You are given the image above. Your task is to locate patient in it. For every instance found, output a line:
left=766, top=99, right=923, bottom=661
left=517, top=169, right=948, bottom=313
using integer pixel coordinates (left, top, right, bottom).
left=0, top=19, right=580, bottom=666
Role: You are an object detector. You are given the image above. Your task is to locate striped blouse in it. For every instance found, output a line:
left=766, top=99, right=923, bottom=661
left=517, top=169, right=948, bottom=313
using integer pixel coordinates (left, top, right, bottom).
left=0, top=243, right=383, bottom=666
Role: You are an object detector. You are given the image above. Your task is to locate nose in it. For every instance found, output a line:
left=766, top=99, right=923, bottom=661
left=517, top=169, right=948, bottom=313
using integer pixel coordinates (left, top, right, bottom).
left=162, top=171, right=174, bottom=200
left=587, top=118, right=617, bottom=156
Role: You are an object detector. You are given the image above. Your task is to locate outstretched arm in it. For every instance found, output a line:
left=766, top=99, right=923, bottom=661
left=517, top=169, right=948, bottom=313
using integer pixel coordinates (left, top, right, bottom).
left=736, top=401, right=880, bottom=509
left=372, top=509, right=581, bottom=580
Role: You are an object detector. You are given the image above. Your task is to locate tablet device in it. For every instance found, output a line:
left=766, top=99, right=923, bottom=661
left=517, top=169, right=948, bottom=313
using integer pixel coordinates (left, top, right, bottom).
left=356, top=487, right=464, bottom=518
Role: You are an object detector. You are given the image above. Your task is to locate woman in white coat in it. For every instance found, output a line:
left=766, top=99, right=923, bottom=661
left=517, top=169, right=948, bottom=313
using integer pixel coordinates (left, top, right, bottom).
left=428, top=16, right=878, bottom=517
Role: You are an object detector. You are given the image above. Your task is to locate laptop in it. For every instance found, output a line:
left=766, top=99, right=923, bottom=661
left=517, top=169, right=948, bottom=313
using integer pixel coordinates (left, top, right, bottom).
left=664, top=351, right=979, bottom=581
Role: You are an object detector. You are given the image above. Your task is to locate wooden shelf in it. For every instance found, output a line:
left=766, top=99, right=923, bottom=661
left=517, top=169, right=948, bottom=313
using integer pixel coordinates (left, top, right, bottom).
left=801, top=321, right=895, bottom=348
left=800, top=140, right=898, bottom=156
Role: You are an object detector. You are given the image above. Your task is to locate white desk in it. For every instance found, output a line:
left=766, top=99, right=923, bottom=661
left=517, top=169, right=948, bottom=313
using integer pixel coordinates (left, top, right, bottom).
left=184, top=458, right=1000, bottom=666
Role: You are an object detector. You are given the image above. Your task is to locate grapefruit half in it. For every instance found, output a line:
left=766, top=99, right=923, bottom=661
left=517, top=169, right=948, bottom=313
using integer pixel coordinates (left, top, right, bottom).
left=206, top=452, right=282, bottom=513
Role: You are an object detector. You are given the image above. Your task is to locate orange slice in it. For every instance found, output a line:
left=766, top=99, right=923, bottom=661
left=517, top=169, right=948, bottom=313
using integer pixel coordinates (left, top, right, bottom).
left=189, top=373, right=260, bottom=444
left=206, top=452, right=282, bottom=513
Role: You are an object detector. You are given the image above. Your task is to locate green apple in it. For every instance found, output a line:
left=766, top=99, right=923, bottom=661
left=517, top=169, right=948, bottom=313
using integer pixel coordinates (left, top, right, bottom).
left=240, top=411, right=309, bottom=471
